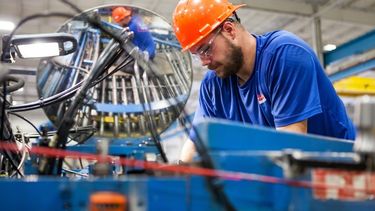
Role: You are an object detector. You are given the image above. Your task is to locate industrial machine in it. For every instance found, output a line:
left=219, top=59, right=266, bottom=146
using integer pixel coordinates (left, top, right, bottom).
left=32, top=6, right=192, bottom=170
left=0, top=2, right=374, bottom=211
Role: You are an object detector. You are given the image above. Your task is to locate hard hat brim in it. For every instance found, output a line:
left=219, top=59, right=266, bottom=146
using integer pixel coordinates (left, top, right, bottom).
left=180, top=4, right=246, bottom=52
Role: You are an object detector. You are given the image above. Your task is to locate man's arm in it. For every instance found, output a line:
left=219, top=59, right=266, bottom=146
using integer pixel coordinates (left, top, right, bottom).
left=276, top=119, right=307, bottom=134
left=179, top=139, right=196, bottom=163
left=179, top=120, right=307, bottom=164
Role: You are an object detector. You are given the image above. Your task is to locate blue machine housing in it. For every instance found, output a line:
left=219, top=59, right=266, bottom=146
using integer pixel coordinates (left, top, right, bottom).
left=0, top=120, right=374, bottom=210
left=195, top=119, right=374, bottom=210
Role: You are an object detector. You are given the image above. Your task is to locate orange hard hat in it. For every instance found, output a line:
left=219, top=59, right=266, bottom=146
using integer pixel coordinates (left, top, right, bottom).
left=112, top=7, right=131, bottom=23
left=172, top=0, right=245, bottom=51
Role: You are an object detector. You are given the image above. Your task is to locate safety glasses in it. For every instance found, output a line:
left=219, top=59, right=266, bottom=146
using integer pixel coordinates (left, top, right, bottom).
left=195, top=27, right=222, bottom=59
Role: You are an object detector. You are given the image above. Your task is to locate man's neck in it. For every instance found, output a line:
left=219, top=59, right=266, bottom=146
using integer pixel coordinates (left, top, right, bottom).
left=236, top=33, right=256, bottom=86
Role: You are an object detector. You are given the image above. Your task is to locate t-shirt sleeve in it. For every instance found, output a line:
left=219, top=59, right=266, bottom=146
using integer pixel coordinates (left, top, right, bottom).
left=129, top=17, right=156, bottom=59
left=268, top=44, right=322, bottom=127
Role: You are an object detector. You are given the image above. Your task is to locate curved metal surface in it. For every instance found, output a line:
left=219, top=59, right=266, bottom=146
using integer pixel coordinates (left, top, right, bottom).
left=36, top=5, right=192, bottom=139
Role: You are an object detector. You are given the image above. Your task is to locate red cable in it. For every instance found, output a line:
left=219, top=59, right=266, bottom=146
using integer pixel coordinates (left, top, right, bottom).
left=1, top=141, right=374, bottom=196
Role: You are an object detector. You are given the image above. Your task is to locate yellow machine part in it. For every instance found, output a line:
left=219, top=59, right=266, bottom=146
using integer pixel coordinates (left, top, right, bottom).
left=334, top=76, right=375, bottom=96
left=95, top=115, right=161, bottom=123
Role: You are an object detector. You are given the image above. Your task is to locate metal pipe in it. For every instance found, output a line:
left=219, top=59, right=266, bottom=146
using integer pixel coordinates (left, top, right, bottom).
left=112, top=75, right=119, bottom=137
left=312, top=5, right=324, bottom=65
left=121, top=77, right=131, bottom=136
left=99, top=79, right=106, bottom=135
left=133, top=63, right=146, bottom=135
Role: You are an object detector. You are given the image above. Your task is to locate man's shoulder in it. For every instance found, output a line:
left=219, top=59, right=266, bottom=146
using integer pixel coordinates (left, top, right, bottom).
left=262, top=30, right=300, bottom=42
left=260, top=30, right=308, bottom=51
left=257, top=30, right=315, bottom=64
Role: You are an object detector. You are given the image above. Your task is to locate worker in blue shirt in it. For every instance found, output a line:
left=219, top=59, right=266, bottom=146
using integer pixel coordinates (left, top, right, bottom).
left=112, top=7, right=156, bottom=60
left=172, top=0, right=356, bottom=163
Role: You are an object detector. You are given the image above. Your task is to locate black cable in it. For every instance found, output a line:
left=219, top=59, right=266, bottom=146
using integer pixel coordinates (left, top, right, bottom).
left=2, top=4, right=235, bottom=209
left=0, top=75, right=25, bottom=93
left=0, top=82, right=6, bottom=140
left=53, top=39, right=124, bottom=175
left=137, top=50, right=236, bottom=209
left=132, top=62, right=168, bottom=162
left=4, top=9, right=131, bottom=113
left=140, top=68, right=236, bottom=209
left=93, top=54, right=133, bottom=84
left=0, top=4, right=132, bottom=176
left=8, top=54, right=132, bottom=112
left=0, top=82, right=24, bottom=177
left=180, top=112, right=236, bottom=211
left=154, top=75, right=236, bottom=210
left=2, top=12, right=76, bottom=114
left=8, top=79, right=83, bottom=112
left=120, top=42, right=235, bottom=208
left=59, top=3, right=234, bottom=208
left=0, top=11, right=78, bottom=177
left=97, top=7, right=233, bottom=207
left=79, top=158, right=84, bottom=169
left=31, top=1, right=145, bottom=174
left=8, top=112, right=42, bottom=136
left=115, top=57, right=134, bottom=71
left=63, top=56, right=133, bottom=145
left=12, top=39, right=127, bottom=112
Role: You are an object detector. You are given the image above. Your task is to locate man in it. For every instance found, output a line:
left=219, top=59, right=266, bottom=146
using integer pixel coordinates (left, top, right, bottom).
left=172, top=0, right=356, bottom=163
left=112, top=7, right=156, bottom=60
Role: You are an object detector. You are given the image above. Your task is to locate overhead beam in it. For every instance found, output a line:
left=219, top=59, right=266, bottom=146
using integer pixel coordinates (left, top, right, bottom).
left=328, top=59, right=375, bottom=82
left=323, top=8, right=375, bottom=26
left=237, top=0, right=375, bottom=26
left=237, top=0, right=313, bottom=16
left=324, top=29, right=375, bottom=65
left=9, top=67, right=36, bottom=76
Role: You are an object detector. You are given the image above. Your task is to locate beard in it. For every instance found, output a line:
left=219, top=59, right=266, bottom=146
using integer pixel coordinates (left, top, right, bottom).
left=209, top=36, right=243, bottom=79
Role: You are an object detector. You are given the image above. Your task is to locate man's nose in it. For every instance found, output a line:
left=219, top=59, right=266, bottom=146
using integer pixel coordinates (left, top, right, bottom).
left=200, top=56, right=211, bottom=66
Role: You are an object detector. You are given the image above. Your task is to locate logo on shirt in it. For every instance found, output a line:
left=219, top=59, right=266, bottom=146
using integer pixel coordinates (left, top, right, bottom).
left=137, top=23, right=149, bottom=32
left=257, top=93, right=266, bottom=104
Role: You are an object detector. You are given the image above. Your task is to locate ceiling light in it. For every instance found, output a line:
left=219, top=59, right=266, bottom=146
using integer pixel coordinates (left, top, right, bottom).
left=323, top=44, right=336, bottom=52
left=8, top=33, right=78, bottom=59
left=0, top=20, right=15, bottom=31
left=17, top=42, right=60, bottom=58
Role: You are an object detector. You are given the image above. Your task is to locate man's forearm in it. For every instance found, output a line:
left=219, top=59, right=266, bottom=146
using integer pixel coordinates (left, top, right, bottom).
left=180, top=139, right=196, bottom=163
left=276, top=119, right=308, bottom=134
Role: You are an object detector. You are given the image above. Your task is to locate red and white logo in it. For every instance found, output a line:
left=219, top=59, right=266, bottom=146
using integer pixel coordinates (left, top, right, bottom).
left=257, top=93, right=266, bottom=104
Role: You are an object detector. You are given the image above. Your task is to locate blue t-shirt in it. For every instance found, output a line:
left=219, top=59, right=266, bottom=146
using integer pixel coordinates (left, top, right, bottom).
left=128, top=16, right=156, bottom=59
left=190, top=30, right=355, bottom=141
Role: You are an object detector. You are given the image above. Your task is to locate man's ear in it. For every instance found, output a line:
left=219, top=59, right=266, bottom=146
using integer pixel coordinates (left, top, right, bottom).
left=222, top=21, right=236, bottom=40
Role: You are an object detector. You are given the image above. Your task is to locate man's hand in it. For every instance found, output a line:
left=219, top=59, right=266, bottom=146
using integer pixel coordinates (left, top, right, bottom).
left=180, top=139, right=196, bottom=163
left=143, top=50, right=149, bottom=62
left=276, top=119, right=307, bottom=134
